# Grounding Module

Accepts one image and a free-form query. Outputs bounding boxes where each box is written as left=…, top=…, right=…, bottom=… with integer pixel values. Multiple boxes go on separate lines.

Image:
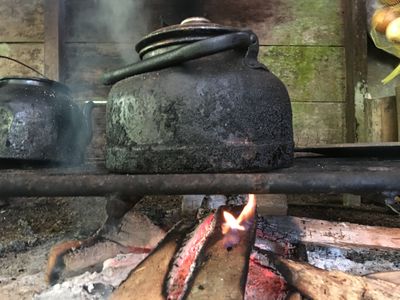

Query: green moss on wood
left=259, top=46, right=345, bottom=102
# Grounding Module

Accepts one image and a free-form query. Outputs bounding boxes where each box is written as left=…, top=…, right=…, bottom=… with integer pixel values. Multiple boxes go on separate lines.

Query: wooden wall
left=203, top=0, right=346, bottom=146
left=0, top=0, right=349, bottom=161
left=0, top=0, right=44, bottom=77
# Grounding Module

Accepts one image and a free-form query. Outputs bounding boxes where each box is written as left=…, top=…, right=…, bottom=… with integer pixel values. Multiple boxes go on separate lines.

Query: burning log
left=166, top=214, right=215, bottom=299
left=245, top=256, right=288, bottom=300
left=46, top=237, right=99, bottom=284
left=111, top=220, right=196, bottom=300
left=112, top=195, right=257, bottom=300
left=185, top=196, right=256, bottom=299
left=46, top=210, right=165, bottom=284
left=268, top=253, right=400, bottom=300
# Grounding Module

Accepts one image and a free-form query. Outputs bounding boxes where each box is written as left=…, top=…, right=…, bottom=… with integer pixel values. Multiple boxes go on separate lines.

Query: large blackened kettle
left=104, top=17, right=294, bottom=173
left=0, top=77, right=93, bottom=164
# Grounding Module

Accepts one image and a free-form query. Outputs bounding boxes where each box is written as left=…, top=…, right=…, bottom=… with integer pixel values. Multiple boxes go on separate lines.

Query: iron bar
left=0, top=170, right=399, bottom=197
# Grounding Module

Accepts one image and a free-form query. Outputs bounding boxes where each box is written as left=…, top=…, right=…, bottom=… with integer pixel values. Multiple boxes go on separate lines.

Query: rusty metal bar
left=0, top=170, right=399, bottom=197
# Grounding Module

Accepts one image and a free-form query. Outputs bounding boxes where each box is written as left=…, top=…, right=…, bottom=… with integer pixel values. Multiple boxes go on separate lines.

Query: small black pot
left=0, top=77, right=93, bottom=164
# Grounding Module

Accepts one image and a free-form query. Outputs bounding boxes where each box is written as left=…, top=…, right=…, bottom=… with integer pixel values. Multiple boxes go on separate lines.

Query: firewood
left=245, top=256, right=289, bottom=300
left=111, top=220, right=195, bottom=300
left=261, top=216, right=400, bottom=250
left=269, top=255, right=400, bottom=300
left=46, top=210, right=165, bottom=284
left=366, top=271, right=400, bottom=285
left=186, top=206, right=256, bottom=300
left=286, top=292, right=303, bottom=300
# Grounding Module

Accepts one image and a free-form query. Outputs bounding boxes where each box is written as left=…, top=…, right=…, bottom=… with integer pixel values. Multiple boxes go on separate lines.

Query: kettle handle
left=81, top=100, right=107, bottom=148
left=102, top=31, right=265, bottom=85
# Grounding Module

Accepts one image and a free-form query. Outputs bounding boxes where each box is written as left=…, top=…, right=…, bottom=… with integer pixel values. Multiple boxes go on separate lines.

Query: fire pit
left=17, top=194, right=397, bottom=300
left=1, top=155, right=400, bottom=299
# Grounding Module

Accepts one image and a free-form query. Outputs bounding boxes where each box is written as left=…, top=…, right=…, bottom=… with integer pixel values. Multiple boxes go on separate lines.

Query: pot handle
left=102, top=31, right=265, bottom=85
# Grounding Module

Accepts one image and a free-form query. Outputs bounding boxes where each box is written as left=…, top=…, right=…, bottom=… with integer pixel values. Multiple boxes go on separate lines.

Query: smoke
left=94, top=0, right=150, bottom=64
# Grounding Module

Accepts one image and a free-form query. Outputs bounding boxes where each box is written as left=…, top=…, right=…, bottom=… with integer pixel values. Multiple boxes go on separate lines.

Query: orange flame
left=222, top=194, right=256, bottom=235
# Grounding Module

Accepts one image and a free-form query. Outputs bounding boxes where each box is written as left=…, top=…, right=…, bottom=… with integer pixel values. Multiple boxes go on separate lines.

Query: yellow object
left=382, top=63, right=400, bottom=84
left=386, top=17, right=400, bottom=42
left=372, top=7, right=400, bottom=33
left=371, top=3, right=400, bottom=83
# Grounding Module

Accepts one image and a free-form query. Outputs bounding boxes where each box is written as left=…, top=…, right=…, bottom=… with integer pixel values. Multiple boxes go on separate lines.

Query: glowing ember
left=222, top=194, right=256, bottom=248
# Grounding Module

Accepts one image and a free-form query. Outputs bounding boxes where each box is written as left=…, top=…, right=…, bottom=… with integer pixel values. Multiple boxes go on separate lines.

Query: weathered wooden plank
left=0, top=0, right=44, bottom=42
left=292, top=102, right=345, bottom=146
left=63, top=0, right=343, bottom=46
left=44, top=0, right=64, bottom=81
left=259, top=46, right=345, bottom=103
left=0, top=43, right=44, bottom=77
left=64, top=0, right=206, bottom=43
left=204, top=0, right=344, bottom=46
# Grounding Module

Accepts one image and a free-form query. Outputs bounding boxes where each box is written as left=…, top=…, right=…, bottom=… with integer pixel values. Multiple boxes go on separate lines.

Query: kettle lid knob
left=180, top=17, right=211, bottom=25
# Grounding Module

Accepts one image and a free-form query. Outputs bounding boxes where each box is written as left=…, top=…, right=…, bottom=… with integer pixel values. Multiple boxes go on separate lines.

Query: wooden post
left=365, top=96, right=398, bottom=142
left=44, top=0, right=64, bottom=81
left=343, top=0, right=368, bottom=142
left=395, top=86, right=400, bottom=141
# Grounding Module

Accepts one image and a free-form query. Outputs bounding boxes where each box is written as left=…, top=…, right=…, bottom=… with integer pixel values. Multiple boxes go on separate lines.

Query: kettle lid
left=0, top=76, right=71, bottom=94
left=135, top=17, right=239, bottom=59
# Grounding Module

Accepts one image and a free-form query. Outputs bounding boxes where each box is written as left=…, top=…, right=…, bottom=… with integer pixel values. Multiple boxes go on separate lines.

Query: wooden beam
left=261, top=216, right=400, bottom=250
left=343, top=0, right=368, bottom=142
left=44, top=0, right=64, bottom=81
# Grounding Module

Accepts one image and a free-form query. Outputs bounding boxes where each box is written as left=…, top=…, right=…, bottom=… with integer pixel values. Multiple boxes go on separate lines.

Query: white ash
left=306, top=245, right=400, bottom=275
left=0, top=273, right=47, bottom=300
left=35, top=252, right=147, bottom=300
